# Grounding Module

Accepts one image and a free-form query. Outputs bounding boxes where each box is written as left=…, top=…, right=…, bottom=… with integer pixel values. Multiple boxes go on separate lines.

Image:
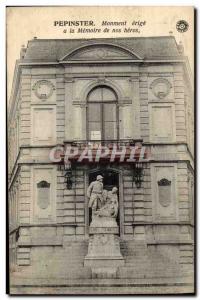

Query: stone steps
left=120, top=241, right=148, bottom=257
left=119, top=240, right=184, bottom=279
left=118, top=266, right=181, bottom=278
left=13, top=266, right=91, bottom=279
left=10, top=277, right=194, bottom=295
left=12, top=239, right=194, bottom=289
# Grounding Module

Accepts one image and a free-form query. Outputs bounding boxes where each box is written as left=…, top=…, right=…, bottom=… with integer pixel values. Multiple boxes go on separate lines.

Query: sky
left=7, top=6, right=194, bottom=99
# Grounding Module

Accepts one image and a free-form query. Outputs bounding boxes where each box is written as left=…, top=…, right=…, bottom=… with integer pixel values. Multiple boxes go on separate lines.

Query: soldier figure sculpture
left=87, top=175, right=104, bottom=218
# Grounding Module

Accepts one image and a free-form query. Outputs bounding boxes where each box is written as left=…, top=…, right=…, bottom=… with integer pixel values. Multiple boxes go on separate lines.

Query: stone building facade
left=8, top=37, right=194, bottom=294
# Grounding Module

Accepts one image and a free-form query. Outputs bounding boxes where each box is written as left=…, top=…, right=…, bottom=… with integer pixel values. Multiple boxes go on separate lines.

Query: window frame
left=86, top=86, right=119, bottom=141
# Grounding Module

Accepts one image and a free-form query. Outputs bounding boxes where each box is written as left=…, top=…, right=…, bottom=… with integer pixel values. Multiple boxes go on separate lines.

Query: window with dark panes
left=87, top=86, right=118, bottom=140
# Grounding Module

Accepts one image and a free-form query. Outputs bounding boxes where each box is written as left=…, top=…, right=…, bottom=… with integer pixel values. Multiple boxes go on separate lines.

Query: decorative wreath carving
left=150, top=78, right=172, bottom=99
left=158, top=178, right=171, bottom=186
left=32, top=80, right=55, bottom=100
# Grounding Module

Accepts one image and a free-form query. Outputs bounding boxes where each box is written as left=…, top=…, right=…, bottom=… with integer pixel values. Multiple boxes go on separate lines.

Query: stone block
left=124, top=195, right=133, bottom=201
left=134, top=226, right=145, bottom=234
left=63, top=216, right=75, bottom=223
left=75, top=196, right=85, bottom=202
left=124, top=208, right=133, bottom=216
left=64, top=189, right=75, bottom=196
left=17, top=252, right=30, bottom=259
left=63, top=202, right=75, bottom=209
left=64, top=226, right=76, bottom=235
left=124, top=188, right=134, bottom=195
left=124, top=225, right=133, bottom=234
left=64, top=210, right=75, bottom=216
left=76, top=216, right=85, bottom=223
left=123, top=182, right=133, bottom=188
left=124, top=202, right=133, bottom=208
left=17, top=259, right=30, bottom=266
left=20, top=228, right=30, bottom=236
left=180, top=257, right=193, bottom=264
left=63, top=196, right=75, bottom=202
left=76, top=202, right=84, bottom=209
left=124, top=215, right=133, bottom=222
left=19, top=217, right=30, bottom=224
left=134, top=208, right=144, bottom=215
left=134, top=215, right=144, bottom=222
left=134, top=201, right=144, bottom=208
left=123, top=176, right=132, bottom=182
left=19, top=211, right=30, bottom=218
left=76, top=226, right=85, bottom=235
left=75, top=189, right=85, bottom=195
left=76, top=209, right=84, bottom=216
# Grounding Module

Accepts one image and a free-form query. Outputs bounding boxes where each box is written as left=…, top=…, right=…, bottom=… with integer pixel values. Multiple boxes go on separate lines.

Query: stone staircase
left=10, top=239, right=194, bottom=294
left=118, top=240, right=185, bottom=279
left=12, top=241, right=91, bottom=280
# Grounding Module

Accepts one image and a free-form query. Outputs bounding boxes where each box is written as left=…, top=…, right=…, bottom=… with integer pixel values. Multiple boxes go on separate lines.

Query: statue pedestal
left=84, top=216, right=124, bottom=278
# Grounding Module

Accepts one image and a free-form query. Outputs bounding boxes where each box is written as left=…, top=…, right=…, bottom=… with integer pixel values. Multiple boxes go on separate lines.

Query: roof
left=22, top=36, right=181, bottom=62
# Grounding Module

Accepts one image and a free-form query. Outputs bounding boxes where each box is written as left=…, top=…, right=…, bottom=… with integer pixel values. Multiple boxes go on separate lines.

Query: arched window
left=87, top=86, right=118, bottom=140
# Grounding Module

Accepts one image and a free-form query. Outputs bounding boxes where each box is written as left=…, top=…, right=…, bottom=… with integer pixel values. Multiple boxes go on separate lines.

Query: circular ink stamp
left=176, top=20, right=189, bottom=33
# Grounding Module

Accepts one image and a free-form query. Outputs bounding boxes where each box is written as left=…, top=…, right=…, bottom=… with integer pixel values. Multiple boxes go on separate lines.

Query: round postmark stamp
left=176, top=20, right=189, bottom=33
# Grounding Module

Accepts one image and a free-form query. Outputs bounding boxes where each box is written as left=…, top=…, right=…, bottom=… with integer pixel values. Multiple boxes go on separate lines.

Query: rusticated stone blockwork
left=8, top=36, right=194, bottom=294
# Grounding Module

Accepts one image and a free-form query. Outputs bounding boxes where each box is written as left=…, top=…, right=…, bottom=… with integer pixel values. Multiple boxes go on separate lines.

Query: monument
left=84, top=175, right=124, bottom=278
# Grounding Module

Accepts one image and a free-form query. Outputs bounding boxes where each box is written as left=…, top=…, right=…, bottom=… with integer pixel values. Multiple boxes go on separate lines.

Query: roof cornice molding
left=17, top=58, right=186, bottom=68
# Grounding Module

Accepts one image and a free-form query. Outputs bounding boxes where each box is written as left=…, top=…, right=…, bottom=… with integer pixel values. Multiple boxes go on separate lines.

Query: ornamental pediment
left=61, top=44, right=141, bottom=61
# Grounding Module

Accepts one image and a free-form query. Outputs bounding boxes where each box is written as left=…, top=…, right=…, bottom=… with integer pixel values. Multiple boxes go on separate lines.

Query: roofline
left=27, top=35, right=177, bottom=42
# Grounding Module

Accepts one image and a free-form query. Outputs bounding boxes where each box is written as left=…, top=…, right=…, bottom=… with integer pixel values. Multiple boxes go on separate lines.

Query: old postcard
left=7, top=6, right=195, bottom=295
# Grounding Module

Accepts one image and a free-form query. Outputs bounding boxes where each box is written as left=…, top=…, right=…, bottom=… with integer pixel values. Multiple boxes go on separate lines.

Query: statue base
left=84, top=216, right=124, bottom=278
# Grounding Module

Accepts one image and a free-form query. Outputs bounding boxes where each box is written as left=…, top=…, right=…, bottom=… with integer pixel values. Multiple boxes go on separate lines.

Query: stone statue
left=95, top=187, right=118, bottom=218
left=87, top=175, right=104, bottom=217
left=84, top=185, right=124, bottom=278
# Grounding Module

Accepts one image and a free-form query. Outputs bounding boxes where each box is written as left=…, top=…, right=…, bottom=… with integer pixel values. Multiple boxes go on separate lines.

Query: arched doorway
left=87, top=168, right=120, bottom=232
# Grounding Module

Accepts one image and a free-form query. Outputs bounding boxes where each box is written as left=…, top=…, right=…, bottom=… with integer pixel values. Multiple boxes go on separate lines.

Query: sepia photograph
left=7, top=6, right=195, bottom=295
